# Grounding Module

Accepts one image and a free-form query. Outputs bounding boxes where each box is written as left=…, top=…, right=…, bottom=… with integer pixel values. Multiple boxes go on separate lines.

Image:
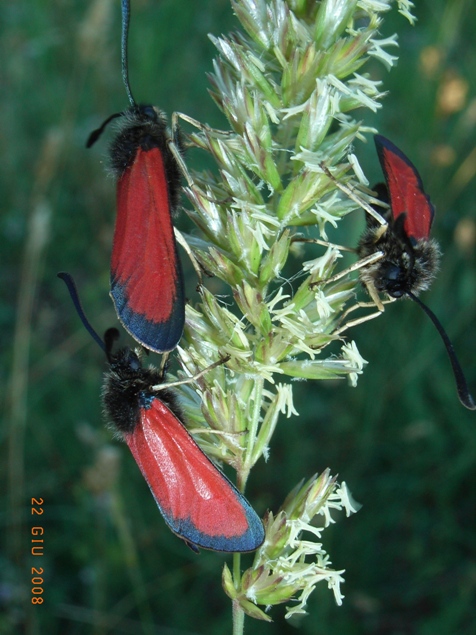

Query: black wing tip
left=374, top=134, right=395, bottom=153
left=373, top=134, right=425, bottom=184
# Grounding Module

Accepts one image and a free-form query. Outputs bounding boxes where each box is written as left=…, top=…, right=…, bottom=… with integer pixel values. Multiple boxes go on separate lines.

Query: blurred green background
left=1, top=0, right=475, bottom=633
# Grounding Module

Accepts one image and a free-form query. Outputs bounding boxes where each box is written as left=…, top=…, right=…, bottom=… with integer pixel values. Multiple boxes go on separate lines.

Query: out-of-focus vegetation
left=1, top=1, right=475, bottom=633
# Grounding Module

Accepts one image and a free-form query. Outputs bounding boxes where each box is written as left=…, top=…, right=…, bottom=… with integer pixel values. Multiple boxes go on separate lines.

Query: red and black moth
left=358, top=135, right=475, bottom=410
left=87, top=0, right=185, bottom=354
left=58, top=273, right=265, bottom=552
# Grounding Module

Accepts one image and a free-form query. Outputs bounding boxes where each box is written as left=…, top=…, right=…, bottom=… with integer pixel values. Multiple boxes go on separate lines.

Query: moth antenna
left=407, top=291, right=475, bottom=410
left=57, top=272, right=106, bottom=352
left=104, top=327, right=121, bottom=362
left=86, top=112, right=123, bottom=148
left=86, top=0, right=136, bottom=148
left=121, top=0, right=136, bottom=108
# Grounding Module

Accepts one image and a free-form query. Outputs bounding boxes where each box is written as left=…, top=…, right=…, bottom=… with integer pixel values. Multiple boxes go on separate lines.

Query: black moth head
left=358, top=189, right=440, bottom=298
left=101, top=328, right=179, bottom=436
left=110, top=105, right=166, bottom=170
left=107, top=104, right=184, bottom=212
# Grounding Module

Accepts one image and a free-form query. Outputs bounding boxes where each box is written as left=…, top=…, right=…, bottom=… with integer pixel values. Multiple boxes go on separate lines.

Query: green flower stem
left=242, top=375, right=264, bottom=482
left=233, top=376, right=263, bottom=635
left=232, top=583, right=245, bottom=635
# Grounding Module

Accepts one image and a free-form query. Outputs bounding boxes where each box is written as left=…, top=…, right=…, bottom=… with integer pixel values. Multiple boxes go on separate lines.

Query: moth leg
left=319, top=161, right=389, bottom=232
left=311, top=251, right=385, bottom=287
left=173, top=111, right=232, bottom=139
left=157, top=352, right=170, bottom=377
left=173, top=227, right=204, bottom=285
left=172, top=110, right=235, bottom=198
left=363, top=280, right=385, bottom=312
left=162, top=114, right=206, bottom=284
left=334, top=308, right=383, bottom=335
left=150, top=355, right=230, bottom=391
left=333, top=296, right=395, bottom=335
left=168, top=113, right=195, bottom=188
left=291, top=235, right=356, bottom=253
left=370, top=223, right=387, bottom=242
left=186, top=427, right=247, bottom=439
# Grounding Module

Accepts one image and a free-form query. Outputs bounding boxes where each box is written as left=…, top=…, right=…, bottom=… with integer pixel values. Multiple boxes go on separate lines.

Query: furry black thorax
left=109, top=104, right=184, bottom=212
left=102, top=346, right=181, bottom=436
left=358, top=184, right=440, bottom=298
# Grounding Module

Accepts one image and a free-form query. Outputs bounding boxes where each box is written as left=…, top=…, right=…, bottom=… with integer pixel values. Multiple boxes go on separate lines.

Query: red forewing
left=374, top=134, right=435, bottom=241
left=108, top=108, right=185, bottom=354
left=124, top=396, right=265, bottom=552
left=111, top=142, right=185, bottom=353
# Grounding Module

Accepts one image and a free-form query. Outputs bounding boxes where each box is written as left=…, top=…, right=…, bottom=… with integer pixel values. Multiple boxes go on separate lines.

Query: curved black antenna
left=86, top=112, right=123, bottom=148
left=85, top=0, right=136, bottom=148
left=57, top=272, right=106, bottom=352
left=121, top=0, right=136, bottom=108
left=104, top=327, right=121, bottom=362
left=407, top=291, right=475, bottom=410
